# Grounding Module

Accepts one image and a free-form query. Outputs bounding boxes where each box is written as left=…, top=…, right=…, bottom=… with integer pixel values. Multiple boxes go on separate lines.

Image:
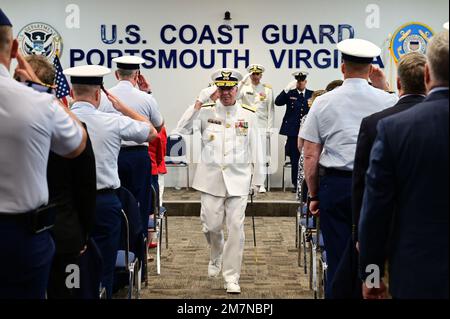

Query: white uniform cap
left=292, top=71, right=309, bottom=81
left=337, top=38, right=381, bottom=64
left=211, top=68, right=243, bottom=87
left=63, top=65, right=111, bottom=85
left=113, top=56, right=146, bottom=70
left=444, top=22, right=449, bottom=31
left=247, top=64, right=265, bottom=74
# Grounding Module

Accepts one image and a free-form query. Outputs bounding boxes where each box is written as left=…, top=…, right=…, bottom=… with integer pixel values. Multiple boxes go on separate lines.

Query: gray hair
left=426, top=31, right=449, bottom=85
left=117, top=68, right=139, bottom=80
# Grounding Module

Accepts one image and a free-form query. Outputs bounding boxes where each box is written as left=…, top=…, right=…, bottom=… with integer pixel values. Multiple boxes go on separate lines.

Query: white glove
left=242, top=73, right=251, bottom=84
left=197, top=85, right=218, bottom=104
left=284, top=80, right=298, bottom=93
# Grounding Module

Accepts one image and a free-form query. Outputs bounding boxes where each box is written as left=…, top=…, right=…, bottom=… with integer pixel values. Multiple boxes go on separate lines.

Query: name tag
left=208, top=119, right=222, bottom=125
left=246, top=92, right=254, bottom=95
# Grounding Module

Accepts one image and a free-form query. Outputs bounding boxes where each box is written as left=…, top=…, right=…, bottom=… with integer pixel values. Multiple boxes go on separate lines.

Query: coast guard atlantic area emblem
left=390, top=23, right=434, bottom=63
left=17, top=23, right=63, bottom=61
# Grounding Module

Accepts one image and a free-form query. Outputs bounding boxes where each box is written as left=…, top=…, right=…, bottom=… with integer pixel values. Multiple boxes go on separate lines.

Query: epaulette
left=263, top=84, right=272, bottom=89
left=202, top=102, right=216, bottom=108
left=241, top=104, right=256, bottom=113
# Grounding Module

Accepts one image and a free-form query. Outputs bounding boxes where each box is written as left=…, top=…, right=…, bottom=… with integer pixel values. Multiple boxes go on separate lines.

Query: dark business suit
left=359, top=89, right=449, bottom=299
left=275, top=88, right=313, bottom=188
left=352, top=94, right=426, bottom=232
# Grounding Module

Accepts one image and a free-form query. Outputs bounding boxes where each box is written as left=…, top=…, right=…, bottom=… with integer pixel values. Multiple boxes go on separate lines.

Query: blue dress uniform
left=299, top=39, right=398, bottom=298
left=65, top=65, right=151, bottom=298
left=275, top=72, right=313, bottom=190
left=101, top=56, right=163, bottom=232
left=0, top=9, right=85, bottom=298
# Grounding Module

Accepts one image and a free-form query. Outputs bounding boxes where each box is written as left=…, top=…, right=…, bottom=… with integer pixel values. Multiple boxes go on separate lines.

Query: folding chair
left=148, top=185, right=168, bottom=275
left=115, top=187, right=144, bottom=299
left=282, top=154, right=292, bottom=192
left=309, top=217, right=324, bottom=299
left=166, top=134, right=189, bottom=189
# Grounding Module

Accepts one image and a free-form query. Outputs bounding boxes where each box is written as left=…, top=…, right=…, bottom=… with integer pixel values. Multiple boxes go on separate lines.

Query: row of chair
left=112, top=185, right=169, bottom=299
left=296, top=182, right=328, bottom=299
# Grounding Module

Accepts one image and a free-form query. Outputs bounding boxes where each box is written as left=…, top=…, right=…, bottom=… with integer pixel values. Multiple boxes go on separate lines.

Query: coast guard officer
left=65, top=65, right=157, bottom=298
left=102, top=56, right=164, bottom=227
left=176, top=69, right=265, bottom=294
left=275, top=71, right=313, bottom=192
left=299, top=39, right=398, bottom=298
left=0, top=8, right=87, bottom=299
left=240, top=64, right=274, bottom=193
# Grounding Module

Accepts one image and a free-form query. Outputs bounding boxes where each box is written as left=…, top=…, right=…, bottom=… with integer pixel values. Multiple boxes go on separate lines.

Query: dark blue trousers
left=0, top=220, right=55, bottom=299
left=286, top=136, right=300, bottom=188
left=91, top=193, right=122, bottom=299
left=319, top=175, right=353, bottom=299
left=118, top=147, right=152, bottom=234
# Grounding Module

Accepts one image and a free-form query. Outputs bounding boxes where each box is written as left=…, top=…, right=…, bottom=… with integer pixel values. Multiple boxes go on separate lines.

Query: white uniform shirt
left=300, top=78, right=398, bottom=171
left=0, top=64, right=83, bottom=213
left=176, top=101, right=265, bottom=197
left=240, top=83, right=274, bottom=130
left=71, top=101, right=150, bottom=190
left=99, top=81, right=163, bottom=147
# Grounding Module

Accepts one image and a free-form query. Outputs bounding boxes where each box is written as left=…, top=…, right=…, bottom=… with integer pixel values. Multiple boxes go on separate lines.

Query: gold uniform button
left=226, top=124, right=231, bottom=129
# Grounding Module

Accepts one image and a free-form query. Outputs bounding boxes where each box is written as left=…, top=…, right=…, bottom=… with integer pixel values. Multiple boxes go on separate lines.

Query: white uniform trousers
left=200, top=192, right=247, bottom=284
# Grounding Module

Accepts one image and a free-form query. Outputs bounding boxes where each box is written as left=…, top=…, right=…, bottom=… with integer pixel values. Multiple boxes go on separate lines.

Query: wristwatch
left=307, top=195, right=320, bottom=202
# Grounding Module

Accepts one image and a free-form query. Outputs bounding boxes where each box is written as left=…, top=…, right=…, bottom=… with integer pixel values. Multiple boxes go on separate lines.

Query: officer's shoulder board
left=241, top=104, right=256, bottom=113
left=263, top=83, right=272, bottom=89
left=202, top=102, right=216, bottom=108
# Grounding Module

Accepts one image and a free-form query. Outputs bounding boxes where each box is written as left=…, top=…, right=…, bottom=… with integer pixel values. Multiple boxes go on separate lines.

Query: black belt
left=120, top=146, right=148, bottom=152
left=0, top=204, right=56, bottom=234
left=97, top=188, right=117, bottom=195
left=319, top=167, right=353, bottom=178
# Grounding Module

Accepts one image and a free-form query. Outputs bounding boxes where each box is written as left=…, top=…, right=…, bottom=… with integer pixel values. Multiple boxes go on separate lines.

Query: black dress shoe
left=291, top=188, right=297, bottom=193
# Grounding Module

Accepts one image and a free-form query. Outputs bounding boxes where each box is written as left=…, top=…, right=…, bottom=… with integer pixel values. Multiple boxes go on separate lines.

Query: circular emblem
left=390, top=22, right=434, bottom=63
left=17, top=22, right=63, bottom=61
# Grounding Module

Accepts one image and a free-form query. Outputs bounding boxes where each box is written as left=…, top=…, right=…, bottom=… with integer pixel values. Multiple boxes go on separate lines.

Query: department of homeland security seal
left=17, top=22, right=63, bottom=61
left=390, top=22, right=434, bottom=63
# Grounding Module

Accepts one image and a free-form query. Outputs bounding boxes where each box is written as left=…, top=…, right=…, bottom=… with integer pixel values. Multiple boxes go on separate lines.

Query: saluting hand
left=369, top=66, right=389, bottom=91
left=137, top=74, right=151, bottom=93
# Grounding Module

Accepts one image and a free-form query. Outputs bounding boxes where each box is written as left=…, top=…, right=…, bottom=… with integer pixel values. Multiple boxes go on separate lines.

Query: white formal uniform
left=176, top=92, right=264, bottom=287
left=0, top=64, right=83, bottom=213
left=239, top=64, right=274, bottom=192
left=240, top=83, right=274, bottom=131
left=300, top=79, right=398, bottom=170
left=71, top=101, right=150, bottom=190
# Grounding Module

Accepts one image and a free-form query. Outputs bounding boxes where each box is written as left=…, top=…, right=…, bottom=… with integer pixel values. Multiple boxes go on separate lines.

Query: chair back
left=166, top=134, right=186, bottom=157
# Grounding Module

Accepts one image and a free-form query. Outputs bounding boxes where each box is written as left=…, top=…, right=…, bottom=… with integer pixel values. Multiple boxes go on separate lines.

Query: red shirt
left=148, top=126, right=167, bottom=175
